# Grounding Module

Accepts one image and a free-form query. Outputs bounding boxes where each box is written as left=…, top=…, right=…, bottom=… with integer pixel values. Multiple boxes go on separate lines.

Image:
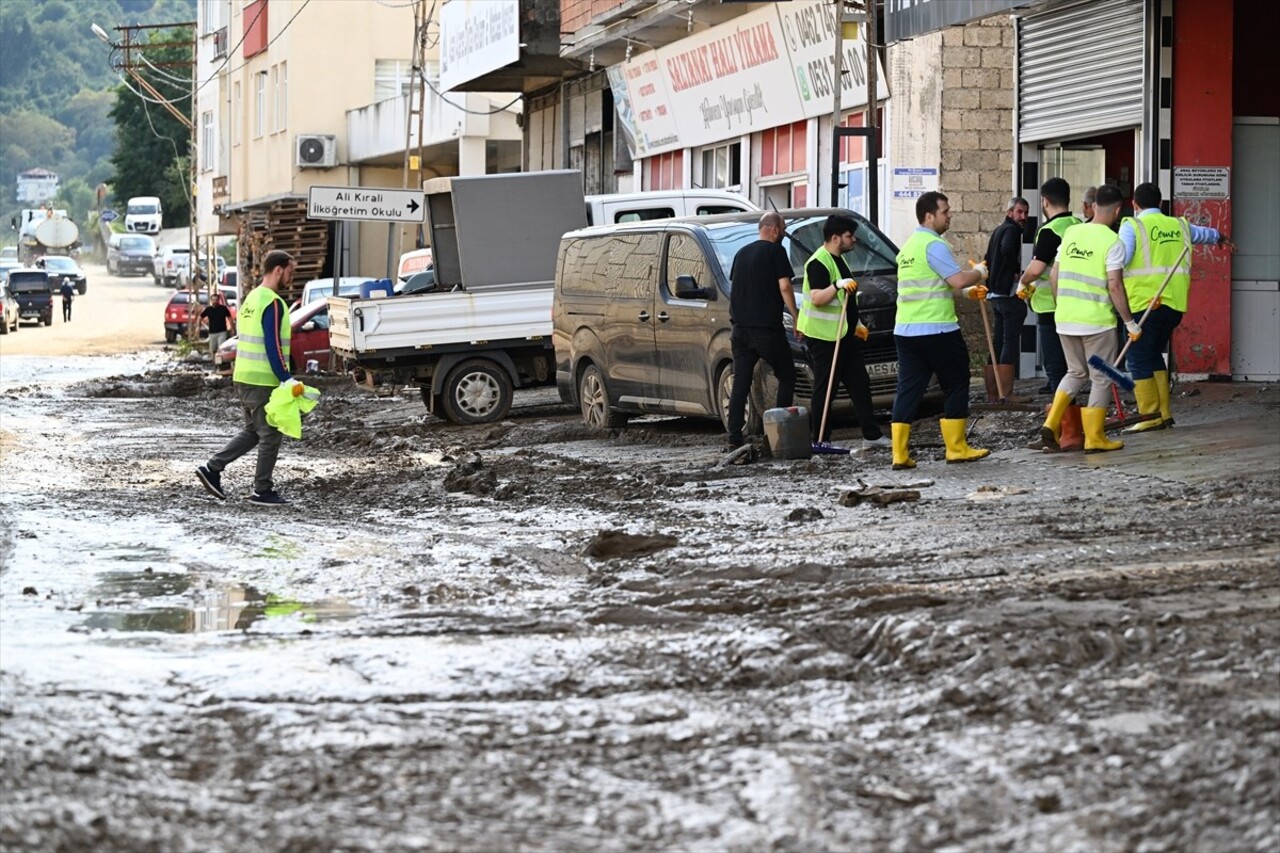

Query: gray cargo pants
left=207, top=382, right=282, bottom=495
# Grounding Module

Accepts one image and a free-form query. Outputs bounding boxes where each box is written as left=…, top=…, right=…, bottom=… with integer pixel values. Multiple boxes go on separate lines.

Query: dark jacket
left=983, top=216, right=1023, bottom=297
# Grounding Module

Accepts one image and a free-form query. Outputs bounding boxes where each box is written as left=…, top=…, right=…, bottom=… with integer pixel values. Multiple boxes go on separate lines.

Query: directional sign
left=99, top=209, right=118, bottom=222
left=307, top=185, right=426, bottom=223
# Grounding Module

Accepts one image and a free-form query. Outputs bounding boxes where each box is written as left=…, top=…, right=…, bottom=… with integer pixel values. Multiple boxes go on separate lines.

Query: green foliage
left=0, top=0, right=195, bottom=227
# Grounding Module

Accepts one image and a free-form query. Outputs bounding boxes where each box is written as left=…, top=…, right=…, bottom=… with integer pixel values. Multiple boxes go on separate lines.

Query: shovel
left=813, top=289, right=852, bottom=455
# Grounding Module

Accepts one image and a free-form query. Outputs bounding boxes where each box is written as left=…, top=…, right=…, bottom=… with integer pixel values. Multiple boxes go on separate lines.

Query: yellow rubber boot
left=891, top=422, right=916, bottom=470
left=1039, top=390, right=1073, bottom=450
left=1125, top=377, right=1166, bottom=433
left=1082, top=406, right=1124, bottom=452
left=1154, top=369, right=1174, bottom=427
left=941, top=418, right=990, bottom=463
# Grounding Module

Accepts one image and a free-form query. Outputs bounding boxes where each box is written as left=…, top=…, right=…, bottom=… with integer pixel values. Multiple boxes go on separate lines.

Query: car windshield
left=121, top=237, right=154, bottom=251
left=43, top=257, right=76, bottom=271
left=704, top=213, right=901, bottom=282
left=128, top=204, right=158, bottom=215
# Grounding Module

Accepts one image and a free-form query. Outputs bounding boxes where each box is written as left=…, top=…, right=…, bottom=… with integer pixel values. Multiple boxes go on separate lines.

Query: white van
left=299, top=276, right=370, bottom=307
left=125, top=196, right=163, bottom=235
left=584, top=189, right=758, bottom=226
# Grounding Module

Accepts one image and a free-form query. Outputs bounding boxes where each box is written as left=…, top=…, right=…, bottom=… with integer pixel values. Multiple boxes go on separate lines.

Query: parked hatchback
left=553, top=208, right=904, bottom=434
left=163, top=289, right=209, bottom=343
left=0, top=284, right=19, bottom=334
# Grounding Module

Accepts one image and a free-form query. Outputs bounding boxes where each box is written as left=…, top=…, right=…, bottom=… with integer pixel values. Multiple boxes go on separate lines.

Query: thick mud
left=1, top=358, right=1277, bottom=852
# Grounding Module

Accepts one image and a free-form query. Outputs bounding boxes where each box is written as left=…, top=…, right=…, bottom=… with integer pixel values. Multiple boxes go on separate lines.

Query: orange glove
left=836, top=278, right=858, bottom=293
left=1016, top=282, right=1035, bottom=301
left=963, top=284, right=989, bottom=301
left=1125, top=320, right=1143, bottom=342
left=854, top=322, right=869, bottom=342
left=1151, top=296, right=1162, bottom=309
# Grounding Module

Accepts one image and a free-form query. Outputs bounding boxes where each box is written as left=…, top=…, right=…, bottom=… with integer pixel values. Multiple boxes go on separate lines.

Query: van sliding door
left=654, top=232, right=719, bottom=416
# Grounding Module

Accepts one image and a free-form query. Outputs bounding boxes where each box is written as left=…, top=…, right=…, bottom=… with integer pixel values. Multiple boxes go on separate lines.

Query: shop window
left=699, top=142, right=741, bottom=189
left=375, top=59, right=414, bottom=101
left=644, top=150, right=683, bottom=191
left=761, top=121, right=808, bottom=177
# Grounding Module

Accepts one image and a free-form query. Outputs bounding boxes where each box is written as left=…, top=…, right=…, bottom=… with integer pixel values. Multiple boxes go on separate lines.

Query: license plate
left=867, top=360, right=899, bottom=378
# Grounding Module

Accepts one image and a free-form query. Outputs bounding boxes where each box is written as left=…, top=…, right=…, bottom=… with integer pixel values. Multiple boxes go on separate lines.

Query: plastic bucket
left=762, top=406, right=812, bottom=459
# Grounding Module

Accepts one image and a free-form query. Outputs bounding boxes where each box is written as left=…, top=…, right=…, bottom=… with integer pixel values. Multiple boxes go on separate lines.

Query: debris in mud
left=583, top=530, right=678, bottom=559
left=22, top=587, right=37, bottom=596
left=719, top=444, right=756, bottom=466
left=786, top=507, right=824, bottom=522
left=966, top=484, right=1032, bottom=501
left=18, top=531, right=37, bottom=539
left=75, top=373, right=204, bottom=399
left=442, top=453, right=496, bottom=496
left=838, top=486, right=921, bottom=507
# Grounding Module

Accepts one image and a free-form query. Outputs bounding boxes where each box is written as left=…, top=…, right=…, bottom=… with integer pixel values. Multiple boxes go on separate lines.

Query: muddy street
left=1, top=335, right=1278, bottom=850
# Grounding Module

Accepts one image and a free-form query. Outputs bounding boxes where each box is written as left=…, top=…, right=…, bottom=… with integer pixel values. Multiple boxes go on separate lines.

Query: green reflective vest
left=796, top=246, right=848, bottom=341
left=1123, top=213, right=1192, bottom=313
left=234, top=285, right=290, bottom=386
left=895, top=229, right=956, bottom=330
left=1030, top=214, right=1082, bottom=314
left=1055, top=223, right=1120, bottom=335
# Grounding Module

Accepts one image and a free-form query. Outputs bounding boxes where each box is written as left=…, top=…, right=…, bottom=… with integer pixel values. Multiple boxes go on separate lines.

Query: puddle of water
left=77, top=584, right=360, bottom=635
left=0, top=353, right=167, bottom=391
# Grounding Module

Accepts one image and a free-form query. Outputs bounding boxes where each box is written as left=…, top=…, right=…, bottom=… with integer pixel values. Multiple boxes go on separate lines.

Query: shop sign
left=440, top=0, right=519, bottom=92
left=776, top=0, right=890, bottom=117
left=892, top=167, right=938, bottom=198
left=1172, top=166, right=1230, bottom=200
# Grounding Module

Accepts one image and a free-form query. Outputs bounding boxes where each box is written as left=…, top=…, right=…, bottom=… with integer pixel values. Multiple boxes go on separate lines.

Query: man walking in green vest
left=1040, top=185, right=1139, bottom=453
left=196, top=249, right=297, bottom=506
left=797, top=213, right=888, bottom=449
left=889, top=191, right=990, bottom=470
left=1117, top=182, right=1232, bottom=433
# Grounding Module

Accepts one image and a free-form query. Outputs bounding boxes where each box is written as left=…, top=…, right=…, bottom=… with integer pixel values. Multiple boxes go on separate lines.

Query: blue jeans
left=1037, top=312, right=1067, bottom=390
left=1127, top=305, right=1181, bottom=380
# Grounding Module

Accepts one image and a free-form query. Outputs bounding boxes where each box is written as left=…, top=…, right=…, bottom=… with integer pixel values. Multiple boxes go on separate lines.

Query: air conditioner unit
left=295, top=134, right=337, bottom=168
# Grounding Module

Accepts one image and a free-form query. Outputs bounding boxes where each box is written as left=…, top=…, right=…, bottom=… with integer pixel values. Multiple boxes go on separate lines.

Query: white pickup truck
left=328, top=171, right=585, bottom=424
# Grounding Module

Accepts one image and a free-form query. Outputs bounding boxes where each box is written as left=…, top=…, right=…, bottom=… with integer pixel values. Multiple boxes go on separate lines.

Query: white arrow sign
left=307, top=185, right=426, bottom=223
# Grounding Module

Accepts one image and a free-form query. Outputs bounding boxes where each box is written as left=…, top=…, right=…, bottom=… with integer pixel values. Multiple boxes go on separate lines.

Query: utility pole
left=866, top=0, right=879, bottom=227
left=392, top=0, right=432, bottom=278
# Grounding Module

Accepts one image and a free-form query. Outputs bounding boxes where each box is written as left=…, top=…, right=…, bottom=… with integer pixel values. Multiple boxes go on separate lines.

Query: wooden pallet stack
left=235, top=198, right=328, bottom=303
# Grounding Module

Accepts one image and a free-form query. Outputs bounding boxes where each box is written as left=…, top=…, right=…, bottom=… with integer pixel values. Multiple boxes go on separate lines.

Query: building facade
left=16, top=168, right=59, bottom=204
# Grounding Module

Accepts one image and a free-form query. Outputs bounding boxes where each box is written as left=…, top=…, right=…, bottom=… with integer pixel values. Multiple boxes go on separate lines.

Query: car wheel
left=77, top=283, right=86, bottom=295
left=0, top=316, right=7, bottom=335
left=439, top=359, right=513, bottom=425
left=717, top=363, right=764, bottom=437
left=165, top=329, right=178, bottom=343
left=578, top=363, right=626, bottom=429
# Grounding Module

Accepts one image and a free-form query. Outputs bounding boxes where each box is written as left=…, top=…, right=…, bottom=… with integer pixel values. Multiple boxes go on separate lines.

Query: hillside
left=0, top=0, right=195, bottom=237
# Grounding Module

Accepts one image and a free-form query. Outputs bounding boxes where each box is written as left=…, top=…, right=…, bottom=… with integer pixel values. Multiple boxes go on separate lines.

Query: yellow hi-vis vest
left=1030, top=214, right=1082, bottom=314
left=1123, top=213, right=1192, bottom=313
left=895, top=229, right=956, bottom=331
left=1055, top=223, right=1120, bottom=336
left=234, top=285, right=291, bottom=386
left=796, top=246, right=848, bottom=341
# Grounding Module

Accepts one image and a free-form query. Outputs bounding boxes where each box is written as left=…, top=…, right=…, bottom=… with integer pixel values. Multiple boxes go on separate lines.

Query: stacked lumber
left=235, top=198, right=328, bottom=303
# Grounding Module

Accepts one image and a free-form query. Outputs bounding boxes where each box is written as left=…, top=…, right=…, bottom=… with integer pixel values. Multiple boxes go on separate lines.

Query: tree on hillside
left=108, top=26, right=193, bottom=227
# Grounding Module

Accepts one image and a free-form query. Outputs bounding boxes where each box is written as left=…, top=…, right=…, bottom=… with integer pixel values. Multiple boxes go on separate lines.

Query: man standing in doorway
left=1039, top=184, right=1139, bottom=453
left=982, top=196, right=1030, bottom=402
left=798, top=214, right=889, bottom=450
left=1117, top=181, right=1232, bottom=433
left=196, top=250, right=297, bottom=506
left=889, top=191, right=991, bottom=470
left=1081, top=186, right=1098, bottom=223
left=1017, top=178, right=1081, bottom=398
left=725, top=212, right=798, bottom=449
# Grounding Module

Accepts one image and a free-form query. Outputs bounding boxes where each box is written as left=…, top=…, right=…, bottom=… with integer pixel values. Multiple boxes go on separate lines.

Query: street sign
left=99, top=209, right=118, bottom=222
left=307, top=186, right=426, bottom=223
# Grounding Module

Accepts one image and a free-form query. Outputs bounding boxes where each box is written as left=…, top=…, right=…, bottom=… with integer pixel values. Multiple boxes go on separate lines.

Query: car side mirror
left=301, top=321, right=316, bottom=332
left=674, top=274, right=713, bottom=300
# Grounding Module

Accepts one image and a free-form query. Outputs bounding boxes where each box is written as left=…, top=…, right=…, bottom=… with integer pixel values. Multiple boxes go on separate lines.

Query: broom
left=1088, top=246, right=1188, bottom=392
left=813, top=286, right=854, bottom=455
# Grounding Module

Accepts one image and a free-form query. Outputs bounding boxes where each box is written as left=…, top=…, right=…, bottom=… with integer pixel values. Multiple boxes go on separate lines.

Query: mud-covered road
left=2, top=335, right=1278, bottom=850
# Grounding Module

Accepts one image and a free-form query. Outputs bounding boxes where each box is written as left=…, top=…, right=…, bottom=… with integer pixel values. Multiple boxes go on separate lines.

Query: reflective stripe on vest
left=895, top=229, right=956, bottom=330
left=1055, top=223, right=1119, bottom=335
left=233, top=285, right=290, bottom=386
left=1030, top=214, right=1082, bottom=314
left=1123, top=213, right=1192, bottom=313
left=796, top=246, right=848, bottom=341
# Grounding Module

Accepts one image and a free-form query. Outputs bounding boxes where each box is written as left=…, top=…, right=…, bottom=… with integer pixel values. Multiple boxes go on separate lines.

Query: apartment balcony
left=346, top=88, right=522, bottom=169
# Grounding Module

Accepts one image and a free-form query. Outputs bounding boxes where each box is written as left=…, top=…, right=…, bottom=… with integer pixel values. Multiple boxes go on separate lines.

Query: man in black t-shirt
left=200, top=292, right=235, bottom=361
left=59, top=279, right=74, bottom=322
left=725, top=211, right=798, bottom=448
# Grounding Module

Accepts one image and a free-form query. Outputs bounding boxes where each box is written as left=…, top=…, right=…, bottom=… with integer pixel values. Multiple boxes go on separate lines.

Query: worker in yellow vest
left=1017, top=178, right=1082, bottom=407
left=797, top=213, right=888, bottom=449
left=196, top=250, right=297, bottom=506
left=1040, top=185, right=1140, bottom=453
left=1118, top=182, right=1233, bottom=433
left=890, top=191, right=990, bottom=470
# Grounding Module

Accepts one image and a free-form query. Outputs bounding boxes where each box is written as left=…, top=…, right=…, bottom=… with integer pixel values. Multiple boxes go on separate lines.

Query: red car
left=214, top=299, right=331, bottom=375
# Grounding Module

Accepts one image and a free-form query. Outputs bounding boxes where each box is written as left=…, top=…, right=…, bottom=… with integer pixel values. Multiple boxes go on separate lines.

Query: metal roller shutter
left=1018, top=0, right=1146, bottom=142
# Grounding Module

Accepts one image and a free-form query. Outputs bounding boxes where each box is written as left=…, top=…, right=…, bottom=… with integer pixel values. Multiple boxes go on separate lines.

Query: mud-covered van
left=552, top=208, right=906, bottom=433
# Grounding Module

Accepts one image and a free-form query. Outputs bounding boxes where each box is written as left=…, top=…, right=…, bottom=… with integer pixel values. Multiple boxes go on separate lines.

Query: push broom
left=1088, top=245, right=1189, bottom=391
left=813, top=288, right=854, bottom=455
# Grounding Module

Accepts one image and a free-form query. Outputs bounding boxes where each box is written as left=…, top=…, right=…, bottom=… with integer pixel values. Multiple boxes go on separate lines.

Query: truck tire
left=440, top=359, right=513, bottom=425
left=578, top=364, right=627, bottom=429
left=717, top=363, right=764, bottom=437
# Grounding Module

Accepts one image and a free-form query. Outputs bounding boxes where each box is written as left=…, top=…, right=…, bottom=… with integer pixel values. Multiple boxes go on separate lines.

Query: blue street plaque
left=99, top=209, right=118, bottom=222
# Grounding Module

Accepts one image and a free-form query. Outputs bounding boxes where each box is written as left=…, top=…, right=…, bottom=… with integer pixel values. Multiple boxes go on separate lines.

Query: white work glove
left=969, top=260, right=989, bottom=282
left=1125, top=320, right=1142, bottom=342
left=836, top=278, right=858, bottom=293
left=1016, top=281, right=1036, bottom=301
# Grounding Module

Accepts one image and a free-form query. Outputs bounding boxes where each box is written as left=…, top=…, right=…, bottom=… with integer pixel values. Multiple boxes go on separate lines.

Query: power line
left=194, top=0, right=269, bottom=95
left=421, top=72, right=521, bottom=116
left=198, top=0, right=312, bottom=93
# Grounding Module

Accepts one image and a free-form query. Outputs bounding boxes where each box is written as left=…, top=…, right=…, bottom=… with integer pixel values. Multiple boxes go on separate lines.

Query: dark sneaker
left=248, top=489, right=290, bottom=507
left=196, top=466, right=226, bottom=500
